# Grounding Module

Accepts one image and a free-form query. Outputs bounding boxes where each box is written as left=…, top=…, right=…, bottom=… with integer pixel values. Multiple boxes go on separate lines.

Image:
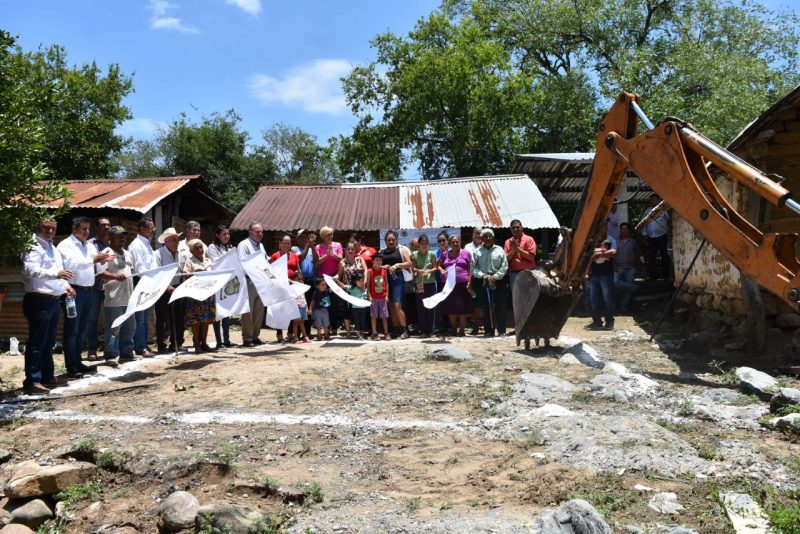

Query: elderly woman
left=438, top=234, right=473, bottom=336
left=270, top=235, right=300, bottom=342
left=411, top=234, right=438, bottom=337
left=184, top=239, right=216, bottom=353
left=334, top=241, right=367, bottom=337
left=380, top=230, right=412, bottom=338
left=207, top=225, right=234, bottom=348
left=315, top=227, right=343, bottom=334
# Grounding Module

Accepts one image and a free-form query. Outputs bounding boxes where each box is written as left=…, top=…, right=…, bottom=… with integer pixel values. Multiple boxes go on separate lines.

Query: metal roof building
left=231, top=174, right=559, bottom=232
left=512, top=153, right=652, bottom=203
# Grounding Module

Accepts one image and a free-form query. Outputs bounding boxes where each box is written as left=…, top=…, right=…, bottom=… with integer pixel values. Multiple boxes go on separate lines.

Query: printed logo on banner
left=221, top=277, right=240, bottom=299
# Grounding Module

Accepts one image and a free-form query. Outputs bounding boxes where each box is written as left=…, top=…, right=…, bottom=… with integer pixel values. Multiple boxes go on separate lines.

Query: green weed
left=406, top=495, right=421, bottom=513
left=55, top=481, right=104, bottom=507
left=216, top=442, right=239, bottom=474
left=677, top=399, right=695, bottom=417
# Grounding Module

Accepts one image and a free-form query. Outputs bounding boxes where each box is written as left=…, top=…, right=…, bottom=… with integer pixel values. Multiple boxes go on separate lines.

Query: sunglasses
left=437, top=239, right=447, bottom=242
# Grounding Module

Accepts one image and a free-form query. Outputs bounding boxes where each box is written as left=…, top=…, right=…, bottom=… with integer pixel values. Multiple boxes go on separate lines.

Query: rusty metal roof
left=231, top=175, right=559, bottom=231
left=398, top=175, right=558, bottom=229
left=39, top=176, right=201, bottom=213
left=513, top=153, right=652, bottom=203
left=231, top=184, right=399, bottom=231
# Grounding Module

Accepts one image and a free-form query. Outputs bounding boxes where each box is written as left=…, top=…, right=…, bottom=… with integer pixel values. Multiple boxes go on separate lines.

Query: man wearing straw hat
left=155, top=227, right=185, bottom=352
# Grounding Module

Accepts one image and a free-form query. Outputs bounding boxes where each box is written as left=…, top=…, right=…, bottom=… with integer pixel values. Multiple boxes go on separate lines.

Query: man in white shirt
left=56, top=217, right=114, bottom=378
left=127, top=217, right=157, bottom=357
left=237, top=222, right=266, bottom=347
left=21, top=219, right=76, bottom=394
left=642, top=194, right=671, bottom=281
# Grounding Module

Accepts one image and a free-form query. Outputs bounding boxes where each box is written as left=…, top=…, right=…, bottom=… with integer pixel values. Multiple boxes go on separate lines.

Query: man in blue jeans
left=85, top=217, right=110, bottom=360
left=586, top=237, right=617, bottom=331
left=613, top=223, right=639, bottom=314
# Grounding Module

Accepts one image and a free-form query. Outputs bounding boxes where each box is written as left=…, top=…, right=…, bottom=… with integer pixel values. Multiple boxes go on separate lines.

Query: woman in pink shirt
left=315, top=226, right=343, bottom=333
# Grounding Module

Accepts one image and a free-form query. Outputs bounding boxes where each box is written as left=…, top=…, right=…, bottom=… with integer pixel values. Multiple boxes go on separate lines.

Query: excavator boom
left=515, top=92, right=800, bottom=348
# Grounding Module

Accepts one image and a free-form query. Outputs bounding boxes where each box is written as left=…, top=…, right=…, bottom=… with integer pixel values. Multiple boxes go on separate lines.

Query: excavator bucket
left=513, top=270, right=581, bottom=349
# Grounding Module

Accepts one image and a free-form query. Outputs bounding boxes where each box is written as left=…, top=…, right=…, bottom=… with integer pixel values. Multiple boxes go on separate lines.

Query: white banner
left=423, top=265, right=456, bottom=309
left=112, top=263, right=178, bottom=328
left=169, top=269, right=234, bottom=303
left=240, top=251, right=295, bottom=306
left=212, top=250, right=250, bottom=320
left=266, top=298, right=301, bottom=329
left=323, top=274, right=371, bottom=308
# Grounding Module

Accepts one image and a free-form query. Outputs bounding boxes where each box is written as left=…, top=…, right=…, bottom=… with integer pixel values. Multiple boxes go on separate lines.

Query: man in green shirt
left=470, top=228, right=509, bottom=337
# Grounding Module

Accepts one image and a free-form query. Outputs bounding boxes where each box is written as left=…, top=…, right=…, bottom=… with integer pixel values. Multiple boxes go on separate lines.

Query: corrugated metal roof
left=398, top=175, right=559, bottom=229
left=231, top=184, right=399, bottom=231
left=38, top=176, right=200, bottom=213
left=231, top=175, right=559, bottom=231
left=513, top=153, right=652, bottom=203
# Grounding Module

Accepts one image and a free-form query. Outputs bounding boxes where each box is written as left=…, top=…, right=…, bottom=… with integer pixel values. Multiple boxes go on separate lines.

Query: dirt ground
left=0, top=308, right=798, bottom=533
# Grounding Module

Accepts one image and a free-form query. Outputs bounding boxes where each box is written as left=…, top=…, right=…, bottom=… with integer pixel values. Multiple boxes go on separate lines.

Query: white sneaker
left=105, top=357, right=119, bottom=368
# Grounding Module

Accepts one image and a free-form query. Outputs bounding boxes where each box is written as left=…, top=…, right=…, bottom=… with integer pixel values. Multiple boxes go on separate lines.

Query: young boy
left=367, top=253, right=390, bottom=340
left=310, top=277, right=332, bottom=341
left=346, top=272, right=369, bottom=339
left=291, top=271, right=310, bottom=343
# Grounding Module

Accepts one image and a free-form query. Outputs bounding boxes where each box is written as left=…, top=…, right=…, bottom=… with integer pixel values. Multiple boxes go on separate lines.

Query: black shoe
left=223, top=341, right=234, bottom=348
left=119, top=353, right=136, bottom=362
left=242, top=341, right=254, bottom=348
left=77, top=364, right=98, bottom=374
left=603, top=321, right=615, bottom=330
left=67, top=371, right=84, bottom=379
left=253, top=338, right=265, bottom=346
left=585, top=322, right=603, bottom=330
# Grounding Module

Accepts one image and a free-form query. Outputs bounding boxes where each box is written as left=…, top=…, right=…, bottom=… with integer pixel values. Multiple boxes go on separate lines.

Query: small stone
left=4, top=498, right=53, bottom=529
left=426, top=347, right=474, bottom=361
left=4, top=460, right=97, bottom=499
left=534, top=499, right=612, bottom=533
left=735, top=367, right=778, bottom=400
left=0, top=450, right=11, bottom=464
left=648, top=492, right=685, bottom=514
left=158, top=491, right=200, bottom=532
left=720, top=492, right=771, bottom=533
left=633, top=484, right=654, bottom=492
left=770, top=387, right=800, bottom=414
left=566, top=342, right=605, bottom=369
left=0, top=525, right=35, bottom=534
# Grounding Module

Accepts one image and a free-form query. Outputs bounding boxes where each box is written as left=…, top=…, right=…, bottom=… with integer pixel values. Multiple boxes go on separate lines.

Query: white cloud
left=248, top=59, right=352, bottom=115
left=117, top=118, right=167, bottom=138
left=148, top=0, right=199, bottom=34
left=226, top=0, right=261, bottom=15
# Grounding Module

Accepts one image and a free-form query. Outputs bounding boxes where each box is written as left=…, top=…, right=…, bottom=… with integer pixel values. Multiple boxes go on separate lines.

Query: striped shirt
left=614, top=238, right=638, bottom=271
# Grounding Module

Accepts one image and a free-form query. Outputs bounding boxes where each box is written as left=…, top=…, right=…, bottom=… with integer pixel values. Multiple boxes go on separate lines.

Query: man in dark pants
left=85, top=217, right=110, bottom=360
left=155, top=227, right=185, bottom=352
left=21, top=219, right=76, bottom=394
left=470, top=228, right=509, bottom=337
left=57, top=217, right=114, bottom=378
left=642, top=194, right=671, bottom=281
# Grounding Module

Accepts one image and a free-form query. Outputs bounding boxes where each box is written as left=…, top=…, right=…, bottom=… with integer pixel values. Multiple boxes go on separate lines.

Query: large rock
left=3, top=499, right=53, bottom=529
left=513, top=373, right=575, bottom=404
left=533, top=499, right=612, bottom=533
left=158, top=491, right=199, bottom=532
left=195, top=504, right=265, bottom=534
left=4, top=461, right=97, bottom=499
left=588, top=365, right=657, bottom=403
left=735, top=367, right=778, bottom=400
left=648, top=492, right=685, bottom=514
left=426, top=347, right=473, bottom=361
left=0, top=525, right=35, bottom=534
left=773, top=413, right=800, bottom=434
left=0, top=450, right=11, bottom=464
left=775, top=312, right=800, bottom=328
left=770, top=387, right=800, bottom=414
left=720, top=492, right=770, bottom=534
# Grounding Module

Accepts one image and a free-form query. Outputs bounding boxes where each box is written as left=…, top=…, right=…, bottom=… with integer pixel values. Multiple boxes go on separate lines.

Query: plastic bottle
left=65, top=296, right=77, bottom=318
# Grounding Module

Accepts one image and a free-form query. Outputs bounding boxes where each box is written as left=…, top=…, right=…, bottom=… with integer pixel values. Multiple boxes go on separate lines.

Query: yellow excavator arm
left=514, top=92, right=800, bottom=347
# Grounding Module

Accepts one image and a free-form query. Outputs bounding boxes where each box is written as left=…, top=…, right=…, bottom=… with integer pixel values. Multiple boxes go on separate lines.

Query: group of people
left=586, top=194, right=671, bottom=330
left=19, top=216, right=541, bottom=394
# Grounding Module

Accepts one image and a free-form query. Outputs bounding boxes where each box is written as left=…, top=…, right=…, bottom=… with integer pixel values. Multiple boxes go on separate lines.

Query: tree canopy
left=337, top=0, right=800, bottom=181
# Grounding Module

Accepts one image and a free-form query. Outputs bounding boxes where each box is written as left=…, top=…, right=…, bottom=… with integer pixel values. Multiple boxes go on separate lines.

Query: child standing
left=310, top=278, right=332, bottom=341
left=346, top=272, right=369, bottom=339
left=368, top=253, right=390, bottom=340
left=291, top=271, right=310, bottom=343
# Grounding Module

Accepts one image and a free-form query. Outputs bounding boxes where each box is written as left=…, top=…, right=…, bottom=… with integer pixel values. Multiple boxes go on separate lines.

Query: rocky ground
left=0, top=309, right=798, bottom=533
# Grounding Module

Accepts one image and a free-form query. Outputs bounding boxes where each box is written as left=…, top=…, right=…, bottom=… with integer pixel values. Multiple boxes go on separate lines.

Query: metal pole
left=650, top=239, right=706, bottom=342
left=630, top=100, right=654, bottom=131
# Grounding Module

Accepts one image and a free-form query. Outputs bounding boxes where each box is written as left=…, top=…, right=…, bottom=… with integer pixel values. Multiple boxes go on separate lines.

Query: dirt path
left=0, top=315, right=798, bottom=533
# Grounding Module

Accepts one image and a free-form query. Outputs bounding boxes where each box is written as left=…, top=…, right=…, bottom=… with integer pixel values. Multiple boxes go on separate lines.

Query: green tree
left=262, top=122, right=341, bottom=183
left=0, top=31, right=70, bottom=258
left=445, top=0, right=800, bottom=144
left=116, top=110, right=277, bottom=210
left=11, top=36, right=133, bottom=180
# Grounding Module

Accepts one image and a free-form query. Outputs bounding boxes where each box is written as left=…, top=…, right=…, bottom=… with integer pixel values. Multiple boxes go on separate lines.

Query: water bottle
left=65, top=296, right=77, bottom=318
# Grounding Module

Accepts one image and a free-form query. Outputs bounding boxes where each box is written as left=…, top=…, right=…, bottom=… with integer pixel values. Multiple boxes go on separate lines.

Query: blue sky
left=5, top=0, right=439, bottom=146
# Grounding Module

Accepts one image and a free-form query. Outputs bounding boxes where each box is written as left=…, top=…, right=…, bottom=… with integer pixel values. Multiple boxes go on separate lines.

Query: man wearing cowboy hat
left=155, top=227, right=185, bottom=352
